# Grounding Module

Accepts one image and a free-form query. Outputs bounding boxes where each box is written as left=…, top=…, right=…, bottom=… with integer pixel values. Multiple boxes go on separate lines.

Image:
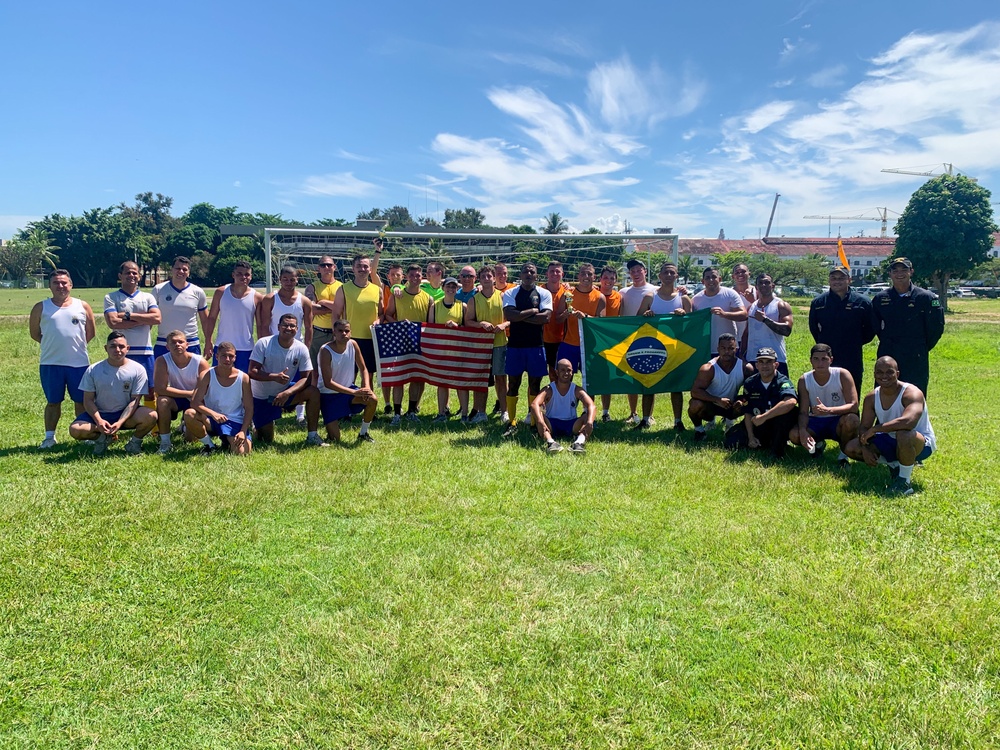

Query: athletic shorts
left=505, top=347, right=547, bottom=378
left=74, top=409, right=125, bottom=427
left=208, top=418, right=246, bottom=438
left=165, top=397, right=192, bottom=414
left=871, top=432, right=933, bottom=463
left=309, top=328, right=334, bottom=369
left=490, top=346, right=507, bottom=377
left=697, top=400, right=741, bottom=421
left=321, top=389, right=365, bottom=424
left=548, top=416, right=577, bottom=438
left=355, top=338, right=377, bottom=381
left=154, top=343, right=202, bottom=360
left=807, top=415, right=841, bottom=442
left=252, top=397, right=295, bottom=429
left=129, top=355, right=156, bottom=391
left=555, top=342, right=581, bottom=373
left=212, top=347, right=252, bottom=373
left=544, top=341, right=560, bottom=369
left=40, top=364, right=88, bottom=404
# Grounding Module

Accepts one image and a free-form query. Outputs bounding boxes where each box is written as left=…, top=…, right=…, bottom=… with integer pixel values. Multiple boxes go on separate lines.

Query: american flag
left=372, top=321, right=495, bottom=391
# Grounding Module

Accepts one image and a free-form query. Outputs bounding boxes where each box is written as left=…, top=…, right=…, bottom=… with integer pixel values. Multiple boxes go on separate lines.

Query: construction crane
left=881, top=163, right=976, bottom=182
left=803, top=207, right=896, bottom=238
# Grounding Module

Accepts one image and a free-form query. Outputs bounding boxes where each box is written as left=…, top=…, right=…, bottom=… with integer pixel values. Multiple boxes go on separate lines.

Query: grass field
left=1, top=289, right=998, bottom=748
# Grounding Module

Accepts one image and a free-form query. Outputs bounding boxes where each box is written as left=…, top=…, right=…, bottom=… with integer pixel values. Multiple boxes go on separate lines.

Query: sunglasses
left=318, top=263, right=335, bottom=268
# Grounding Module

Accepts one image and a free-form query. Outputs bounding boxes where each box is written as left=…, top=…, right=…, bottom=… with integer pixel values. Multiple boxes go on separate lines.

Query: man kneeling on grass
left=723, top=347, right=797, bottom=458
left=69, top=331, right=158, bottom=456
left=530, top=358, right=595, bottom=454
left=184, top=341, right=253, bottom=455
left=317, top=320, right=377, bottom=443
left=843, top=356, right=936, bottom=496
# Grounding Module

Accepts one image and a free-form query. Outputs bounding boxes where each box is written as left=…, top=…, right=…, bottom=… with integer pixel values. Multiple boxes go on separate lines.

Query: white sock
left=602, top=410, right=609, bottom=418
left=296, top=404, right=305, bottom=418
left=45, top=430, right=55, bottom=440
left=360, top=421, right=371, bottom=435
left=574, top=433, right=586, bottom=445
left=160, top=434, right=171, bottom=446
left=200, top=436, right=213, bottom=447
left=898, top=464, right=914, bottom=482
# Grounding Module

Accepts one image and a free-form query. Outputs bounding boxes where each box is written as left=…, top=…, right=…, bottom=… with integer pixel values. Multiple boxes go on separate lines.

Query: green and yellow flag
left=581, top=309, right=712, bottom=394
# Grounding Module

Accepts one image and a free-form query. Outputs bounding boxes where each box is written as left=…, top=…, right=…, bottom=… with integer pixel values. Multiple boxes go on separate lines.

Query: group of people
left=29, top=248, right=943, bottom=493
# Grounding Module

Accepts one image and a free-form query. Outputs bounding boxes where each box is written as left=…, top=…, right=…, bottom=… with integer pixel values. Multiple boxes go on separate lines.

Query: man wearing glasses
left=455, top=266, right=478, bottom=304
left=303, top=255, right=343, bottom=373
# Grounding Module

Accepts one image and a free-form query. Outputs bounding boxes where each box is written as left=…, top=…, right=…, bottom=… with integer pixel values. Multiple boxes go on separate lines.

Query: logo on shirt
left=165, top=295, right=173, bottom=302
left=71, top=317, right=81, bottom=325
left=123, top=382, right=131, bottom=392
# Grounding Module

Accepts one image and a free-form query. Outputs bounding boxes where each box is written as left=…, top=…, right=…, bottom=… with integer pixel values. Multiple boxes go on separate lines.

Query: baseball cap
left=889, top=257, right=913, bottom=269
left=829, top=265, right=851, bottom=277
left=755, top=347, right=778, bottom=361
left=626, top=259, right=646, bottom=271
left=443, top=277, right=459, bottom=286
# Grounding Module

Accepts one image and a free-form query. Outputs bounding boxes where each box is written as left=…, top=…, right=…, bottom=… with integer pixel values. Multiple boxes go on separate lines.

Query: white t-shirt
left=104, top=289, right=158, bottom=356
left=153, top=281, right=207, bottom=346
left=80, top=359, right=147, bottom=413
left=619, top=283, right=658, bottom=316
left=692, top=287, right=745, bottom=351
left=249, top=335, right=313, bottom=400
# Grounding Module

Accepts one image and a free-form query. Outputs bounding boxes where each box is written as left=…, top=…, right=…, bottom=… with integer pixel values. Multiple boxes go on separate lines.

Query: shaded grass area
left=1, top=292, right=999, bottom=747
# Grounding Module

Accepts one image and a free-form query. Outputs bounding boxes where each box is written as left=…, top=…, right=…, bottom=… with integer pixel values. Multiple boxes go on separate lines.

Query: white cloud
left=233, top=180, right=241, bottom=188
left=743, top=101, right=796, bottom=134
left=491, top=52, right=573, bottom=77
left=336, top=149, right=377, bottom=163
left=297, top=172, right=379, bottom=198
left=806, top=64, right=847, bottom=87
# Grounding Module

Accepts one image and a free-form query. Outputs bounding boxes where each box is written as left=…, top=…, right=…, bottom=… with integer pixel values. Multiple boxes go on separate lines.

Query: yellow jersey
left=473, top=289, right=507, bottom=345
left=343, top=280, right=380, bottom=340
left=433, top=298, right=465, bottom=326
left=312, top=278, right=342, bottom=328
left=394, top=289, right=432, bottom=323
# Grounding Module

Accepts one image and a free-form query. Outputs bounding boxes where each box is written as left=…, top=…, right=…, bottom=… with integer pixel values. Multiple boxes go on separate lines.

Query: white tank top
left=205, top=368, right=245, bottom=423
left=40, top=298, right=90, bottom=367
left=746, top=297, right=787, bottom=362
left=874, top=382, right=936, bottom=451
left=707, top=358, right=745, bottom=401
left=163, top=353, right=205, bottom=392
left=269, top=293, right=304, bottom=340
left=545, top=383, right=580, bottom=420
left=318, top=342, right=357, bottom=394
left=804, top=367, right=846, bottom=414
left=217, top=285, right=257, bottom=350
left=648, top=291, right=685, bottom=315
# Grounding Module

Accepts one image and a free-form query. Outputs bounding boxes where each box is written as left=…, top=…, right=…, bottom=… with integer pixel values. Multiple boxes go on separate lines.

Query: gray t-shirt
left=80, top=359, right=148, bottom=413
left=692, top=286, right=745, bottom=351
left=249, top=335, right=313, bottom=400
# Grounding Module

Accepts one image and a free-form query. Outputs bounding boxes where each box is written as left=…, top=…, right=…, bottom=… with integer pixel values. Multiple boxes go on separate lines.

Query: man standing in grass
left=596, top=264, right=621, bottom=423
left=429, top=276, right=470, bottom=422
left=531, top=358, right=595, bottom=454
left=724, top=347, right=797, bottom=458
left=204, top=260, right=261, bottom=374
left=69, top=331, right=158, bottom=456
left=619, top=258, right=658, bottom=425
left=384, top=264, right=433, bottom=424
left=333, top=253, right=384, bottom=397
left=152, top=256, right=208, bottom=359
left=555, top=262, right=606, bottom=373
left=261, top=265, right=313, bottom=425
left=29, top=268, right=96, bottom=449
left=542, top=261, right=568, bottom=381
left=466, top=264, right=509, bottom=424
left=502, top=262, right=552, bottom=437
left=809, top=265, right=874, bottom=392
left=185, top=341, right=253, bottom=456
left=153, top=330, right=210, bottom=454
left=317, top=320, right=377, bottom=444
left=248, top=313, right=326, bottom=447
left=104, top=260, right=160, bottom=400
left=688, top=333, right=752, bottom=442
left=844, top=356, right=936, bottom=496
left=302, top=255, right=342, bottom=373
left=789, top=343, right=860, bottom=467
left=691, top=266, right=746, bottom=358
left=743, top=273, right=793, bottom=376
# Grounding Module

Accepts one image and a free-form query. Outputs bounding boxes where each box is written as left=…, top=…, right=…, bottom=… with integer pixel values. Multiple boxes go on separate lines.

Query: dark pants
left=724, top=411, right=797, bottom=458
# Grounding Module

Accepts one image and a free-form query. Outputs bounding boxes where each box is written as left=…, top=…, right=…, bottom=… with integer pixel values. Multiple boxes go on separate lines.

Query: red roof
left=634, top=237, right=896, bottom=259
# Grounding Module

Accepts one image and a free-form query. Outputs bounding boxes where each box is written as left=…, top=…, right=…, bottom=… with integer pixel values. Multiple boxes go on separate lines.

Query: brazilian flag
left=581, top=309, right=712, bottom=394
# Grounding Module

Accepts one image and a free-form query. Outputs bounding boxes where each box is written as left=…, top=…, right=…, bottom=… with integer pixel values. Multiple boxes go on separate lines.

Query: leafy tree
left=182, top=202, right=240, bottom=230
left=541, top=212, right=568, bottom=235
left=356, top=206, right=414, bottom=229
left=28, top=209, right=143, bottom=287
left=0, top=235, right=57, bottom=283
left=971, top=258, right=1000, bottom=285
left=443, top=208, right=486, bottom=230
left=310, top=218, right=352, bottom=227
left=417, top=215, right=441, bottom=227
left=677, top=254, right=696, bottom=283
left=211, top=236, right=265, bottom=284
left=505, top=224, right=536, bottom=235
left=894, top=174, right=997, bottom=309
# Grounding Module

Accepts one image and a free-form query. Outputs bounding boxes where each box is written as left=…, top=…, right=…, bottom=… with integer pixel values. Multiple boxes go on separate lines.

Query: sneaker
left=199, top=444, right=217, bottom=456
left=460, top=413, right=471, bottom=424
left=490, top=402, right=502, bottom=416
left=432, top=413, right=448, bottom=423
left=305, top=434, right=329, bottom=447
left=811, top=440, right=827, bottom=459
left=838, top=457, right=849, bottom=470
left=405, top=411, right=421, bottom=423
left=39, top=437, right=57, bottom=449
left=633, top=418, right=650, bottom=431
left=389, top=414, right=402, bottom=427
left=125, top=437, right=143, bottom=455
left=693, top=429, right=707, bottom=442
left=470, top=412, right=489, bottom=424
left=357, top=432, right=375, bottom=444
left=889, top=477, right=914, bottom=496
left=624, top=413, right=639, bottom=425
left=600, top=413, right=611, bottom=423
left=296, top=414, right=307, bottom=426
left=383, top=404, right=393, bottom=414
left=502, top=423, right=519, bottom=438
left=647, top=416, right=656, bottom=425
left=674, top=420, right=687, bottom=432
left=889, top=464, right=900, bottom=482
left=705, top=418, right=717, bottom=430
left=569, top=441, right=586, bottom=454
left=157, top=443, right=172, bottom=455
left=500, top=411, right=510, bottom=424
left=92, top=433, right=109, bottom=457
left=546, top=440, right=564, bottom=454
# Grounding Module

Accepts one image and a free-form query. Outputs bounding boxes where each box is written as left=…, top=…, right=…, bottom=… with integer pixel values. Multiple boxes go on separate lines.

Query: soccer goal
left=263, top=226, right=678, bottom=292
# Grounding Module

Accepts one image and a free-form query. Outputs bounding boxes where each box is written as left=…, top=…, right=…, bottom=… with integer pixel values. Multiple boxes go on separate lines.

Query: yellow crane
left=802, top=207, right=896, bottom=238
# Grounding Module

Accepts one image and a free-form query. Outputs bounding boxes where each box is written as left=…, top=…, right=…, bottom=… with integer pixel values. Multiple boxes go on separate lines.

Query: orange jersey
left=563, top=286, right=604, bottom=347
left=603, top=288, right=622, bottom=318
left=543, top=284, right=568, bottom=344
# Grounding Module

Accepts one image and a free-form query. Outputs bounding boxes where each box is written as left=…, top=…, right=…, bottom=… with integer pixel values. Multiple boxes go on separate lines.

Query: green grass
left=1, top=291, right=999, bottom=748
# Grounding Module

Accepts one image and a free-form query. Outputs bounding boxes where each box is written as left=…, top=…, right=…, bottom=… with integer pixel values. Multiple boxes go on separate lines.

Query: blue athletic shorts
left=871, top=432, right=933, bottom=463
left=555, top=342, right=582, bottom=373
left=154, top=343, right=202, bottom=360
left=212, top=348, right=252, bottom=373
left=40, top=364, right=88, bottom=404
left=129, top=355, right=156, bottom=392
left=164, top=396, right=191, bottom=414
left=321, top=390, right=365, bottom=424
left=505, top=347, right=547, bottom=378
left=74, top=409, right=125, bottom=427
left=807, top=415, right=841, bottom=441
left=252, top=396, right=295, bottom=429
left=208, top=419, right=247, bottom=438
left=548, top=417, right=577, bottom=437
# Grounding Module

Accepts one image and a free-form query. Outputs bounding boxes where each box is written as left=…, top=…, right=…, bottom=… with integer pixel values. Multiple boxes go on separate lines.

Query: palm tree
left=24, top=228, right=60, bottom=271
left=541, top=212, right=568, bottom=235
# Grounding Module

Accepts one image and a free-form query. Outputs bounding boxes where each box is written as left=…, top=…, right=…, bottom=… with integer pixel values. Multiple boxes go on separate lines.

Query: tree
left=894, top=174, right=997, bottom=310
left=971, top=258, right=1000, bottom=285
left=443, top=208, right=486, bottom=230
left=541, top=212, right=568, bottom=235
left=0, top=238, right=51, bottom=283
left=677, top=254, right=696, bottom=283
left=28, top=209, right=144, bottom=287
left=310, top=218, right=352, bottom=227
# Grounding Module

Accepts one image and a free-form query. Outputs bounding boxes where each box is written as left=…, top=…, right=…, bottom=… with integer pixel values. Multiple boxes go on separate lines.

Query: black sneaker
left=358, top=432, right=375, bottom=444
left=600, top=413, right=611, bottom=423
left=812, top=440, right=827, bottom=459
left=838, top=457, right=849, bottom=470
left=889, top=477, right=914, bottom=496
left=633, top=418, right=650, bottom=431
left=200, top=444, right=217, bottom=456
left=674, top=420, right=687, bottom=432
left=693, top=430, right=707, bottom=442
left=383, top=404, right=392, bottom=415
left=490, top=401, right=502, bottom=416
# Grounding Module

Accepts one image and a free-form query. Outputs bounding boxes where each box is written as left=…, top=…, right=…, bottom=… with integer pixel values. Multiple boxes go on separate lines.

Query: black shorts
left=355, top=338, right=377, bottom=379
left=544, top=341, right=560, bottom=369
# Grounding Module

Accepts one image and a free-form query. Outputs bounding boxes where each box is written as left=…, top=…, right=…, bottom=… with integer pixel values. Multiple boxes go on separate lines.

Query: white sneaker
left=39, top=437, right=57, bottom=449
left=500, top=411, right=510, bottom=424
left=305, top=434, right=329, bottom=447
left=158, top=443, right=172, bottom=455
left=470, top=412, right=488, bottom=424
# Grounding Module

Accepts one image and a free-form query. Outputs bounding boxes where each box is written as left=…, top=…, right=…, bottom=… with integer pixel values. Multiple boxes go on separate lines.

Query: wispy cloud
left=806, top=64, right=847, bottom=87
left=491, top=52, right=574, bottom=77
left=743, top=101, right=796, bottom=134
left=336, top=149, right=378, bottom=163
left=297, top=172, right=379, bottom=198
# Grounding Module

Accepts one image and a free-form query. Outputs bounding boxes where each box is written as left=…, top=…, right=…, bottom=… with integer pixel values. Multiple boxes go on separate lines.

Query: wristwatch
left=124, top=311, right=132, bottom=321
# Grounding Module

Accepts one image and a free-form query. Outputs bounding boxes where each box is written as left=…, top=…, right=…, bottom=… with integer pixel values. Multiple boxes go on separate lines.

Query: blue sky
left=2, top=1, right=999, bottom=240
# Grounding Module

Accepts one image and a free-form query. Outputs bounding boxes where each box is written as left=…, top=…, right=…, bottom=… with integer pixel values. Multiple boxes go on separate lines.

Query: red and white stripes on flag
left=372, top=321, right=495, bottom=392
